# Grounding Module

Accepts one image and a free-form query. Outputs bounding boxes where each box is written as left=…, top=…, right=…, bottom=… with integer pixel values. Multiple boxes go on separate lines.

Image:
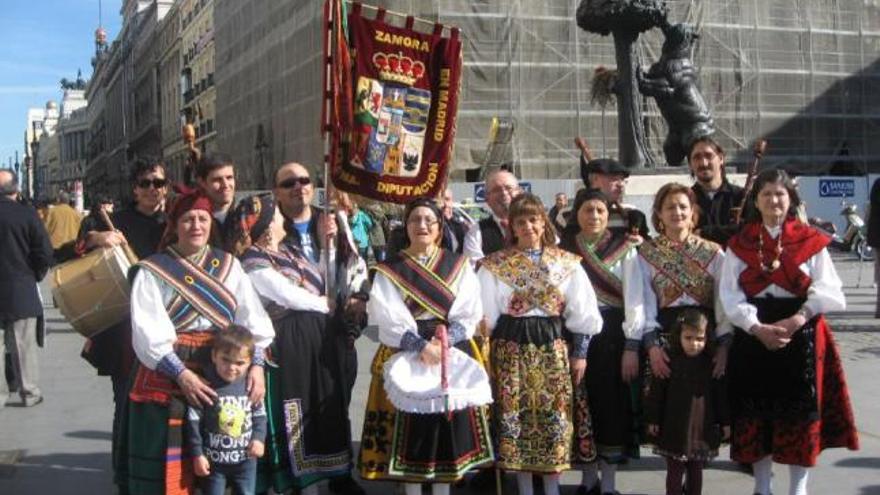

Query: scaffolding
left=213, top=0, right=880, bottom=190
left=369, top=0, right=880, bottom=178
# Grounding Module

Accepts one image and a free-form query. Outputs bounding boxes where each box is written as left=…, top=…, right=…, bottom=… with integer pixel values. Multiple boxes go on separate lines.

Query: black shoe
left=469, top=469, right=498, bottom=492
left=575, top=484, right=601, bottom=495
left=327, top=475, right=366, bottom=495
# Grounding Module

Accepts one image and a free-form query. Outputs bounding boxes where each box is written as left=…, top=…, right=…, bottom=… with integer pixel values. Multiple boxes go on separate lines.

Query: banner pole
left=322, top=0, right=335, bottom=297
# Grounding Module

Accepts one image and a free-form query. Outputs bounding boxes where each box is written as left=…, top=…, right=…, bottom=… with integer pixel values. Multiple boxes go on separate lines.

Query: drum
left=383, top=347, right=493, bottom=414
left=51, top=246, right=137, bottom=338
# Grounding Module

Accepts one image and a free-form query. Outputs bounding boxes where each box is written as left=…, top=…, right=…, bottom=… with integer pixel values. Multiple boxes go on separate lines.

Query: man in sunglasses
left=78, top=157, right=168, bottom=494
left=273, top=162, right=369, bottom=495
left=195, top=153, right=238, bottom=247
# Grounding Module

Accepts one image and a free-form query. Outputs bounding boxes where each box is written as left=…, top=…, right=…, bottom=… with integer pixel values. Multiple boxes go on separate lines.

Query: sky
left=0, top=0, right=122, bottom=170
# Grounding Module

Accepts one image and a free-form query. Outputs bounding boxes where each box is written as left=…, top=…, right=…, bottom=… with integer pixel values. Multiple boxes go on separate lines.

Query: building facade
left=214, top=0, right=325, bottom=189
left=54, top=89, right=89, bottom=203
left=180, top=0, right=216, bottom=161
left=27, top=102, right=60, bottom=201
left=157, top=1, right=187, bottom=182
left=213, top=0, right=880, bottom=183
left=85, top=0, right=175, bottom=202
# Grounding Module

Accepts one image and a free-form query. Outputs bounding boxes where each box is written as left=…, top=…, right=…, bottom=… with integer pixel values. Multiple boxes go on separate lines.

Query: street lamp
left=255, top=123, right=269, bottom=188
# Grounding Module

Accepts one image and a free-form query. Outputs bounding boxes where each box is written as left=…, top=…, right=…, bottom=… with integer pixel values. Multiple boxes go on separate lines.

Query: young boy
left=185, top=325, right=267, bottom=495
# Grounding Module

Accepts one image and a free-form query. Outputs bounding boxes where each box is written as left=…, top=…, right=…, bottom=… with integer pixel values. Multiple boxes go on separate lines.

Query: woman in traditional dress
left=559, top=189, right=644, bottom=495
left=478, top=193, right=602, bottom=495
left=720, top=169, right=858, bottom=495
left=127, top=187, right=274, bottom=495
left=358, top=198, right=494, bottom=495
left=226, top=194, right=355, bottom=495
left=637, top=183, right=730, bottom=382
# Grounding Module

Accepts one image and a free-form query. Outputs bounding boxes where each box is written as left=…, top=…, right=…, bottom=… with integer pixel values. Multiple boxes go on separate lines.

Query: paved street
left=1, top=253, right=879, bottom=494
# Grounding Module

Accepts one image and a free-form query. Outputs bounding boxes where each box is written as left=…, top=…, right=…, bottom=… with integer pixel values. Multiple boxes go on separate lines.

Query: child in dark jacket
left=186, top=325, right=267, bottom=495
left=645, top=308, right=730, bottom=495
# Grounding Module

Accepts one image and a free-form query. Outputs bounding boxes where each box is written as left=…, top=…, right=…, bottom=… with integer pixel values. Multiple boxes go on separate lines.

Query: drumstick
left=98, top=207, right=138, bottom=262
left=98, top=206, right=116, bottom=231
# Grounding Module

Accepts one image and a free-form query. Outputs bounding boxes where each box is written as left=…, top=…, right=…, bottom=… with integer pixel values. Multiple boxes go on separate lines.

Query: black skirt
left=258, top=310, right=351, bottom=491
left=582, top=307, right=637, bottom=463
left=728, top=298, right=816, bottom=420
left=358, top=319, right=493, bottom=482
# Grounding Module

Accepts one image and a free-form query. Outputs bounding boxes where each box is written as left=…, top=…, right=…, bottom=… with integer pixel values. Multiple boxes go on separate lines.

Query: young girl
left=645, top=308, right=730, bottom=495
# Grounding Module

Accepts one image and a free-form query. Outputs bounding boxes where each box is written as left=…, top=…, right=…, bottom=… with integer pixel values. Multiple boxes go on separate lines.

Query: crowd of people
left=0, top=135, right=862, bottom=495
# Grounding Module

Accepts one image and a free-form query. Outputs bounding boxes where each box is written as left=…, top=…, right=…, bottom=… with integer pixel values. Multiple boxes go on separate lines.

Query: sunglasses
left=136, top=178, right=168, bottom=189
left=277, top=176, right=311, bottom=188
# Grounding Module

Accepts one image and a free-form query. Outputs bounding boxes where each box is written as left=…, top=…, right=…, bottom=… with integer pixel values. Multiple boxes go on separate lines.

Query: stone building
left=180, top=0, right=217, bottom=159
left=54, top=89, right=89, bottom=202
left=214, top=1, right=325, bottom=189
left=157, top=1, right=186, bottom=182
left=212, top=0, right=880, bottom=183
left=26, top=102, right=60, bottom=200
left=85, top=0, right=175, bottom=201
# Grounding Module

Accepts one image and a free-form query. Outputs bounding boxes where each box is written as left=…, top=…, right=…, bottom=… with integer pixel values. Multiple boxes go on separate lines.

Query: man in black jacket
left=273, top=162, right=368, bottom=495
left=0, top=170, right=53, bottom=408
left=688, top=136, right=744, bottom=245
left=77, top=158, right=168, bottom=493
left=463, top=168, right=522, bottom=263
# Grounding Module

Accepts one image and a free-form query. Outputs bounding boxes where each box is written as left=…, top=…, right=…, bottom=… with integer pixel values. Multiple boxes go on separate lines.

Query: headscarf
left=159, top=184, right=213, bottom=249
left=226, top=193, right=276, bottom=256
left=401, top=197, right=445, bottom=248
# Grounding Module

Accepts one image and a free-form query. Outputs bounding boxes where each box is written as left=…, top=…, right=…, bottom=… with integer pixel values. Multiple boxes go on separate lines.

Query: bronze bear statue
left=638, top=22, right=715, bottom=166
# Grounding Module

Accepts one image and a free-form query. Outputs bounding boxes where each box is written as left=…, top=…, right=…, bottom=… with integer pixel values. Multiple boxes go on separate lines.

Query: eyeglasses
left=136, top=178, right=168, bottom=189
left=277, top=176, right=311, bottom=188
left=407, top=216, right=439, bottom=227
left=489, top=185, right=520, bottom=196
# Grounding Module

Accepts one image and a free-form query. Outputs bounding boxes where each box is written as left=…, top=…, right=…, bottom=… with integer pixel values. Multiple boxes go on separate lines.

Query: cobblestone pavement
left=1, top=253, right=878, bottom=494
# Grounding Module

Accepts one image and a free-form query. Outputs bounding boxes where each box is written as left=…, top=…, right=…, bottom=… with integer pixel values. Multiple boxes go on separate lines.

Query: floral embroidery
left=638, top=235, right=719, bottom=308
left=491, top=338, right=573, bottom=472
left=481, top=247, right=580, bottom=316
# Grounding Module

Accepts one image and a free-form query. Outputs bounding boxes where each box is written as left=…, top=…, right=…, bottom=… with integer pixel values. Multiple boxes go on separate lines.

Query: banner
left=325, top=1, right=463, bottom=204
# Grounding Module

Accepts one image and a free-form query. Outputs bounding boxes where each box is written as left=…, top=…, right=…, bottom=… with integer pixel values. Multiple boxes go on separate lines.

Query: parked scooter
left=810, top=200, right=874, bottom=261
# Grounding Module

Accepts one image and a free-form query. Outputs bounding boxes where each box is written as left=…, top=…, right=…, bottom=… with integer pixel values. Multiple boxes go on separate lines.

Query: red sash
left=727, top=219, right=830, bottom=297
left=129, top=332, right=214, bottom=405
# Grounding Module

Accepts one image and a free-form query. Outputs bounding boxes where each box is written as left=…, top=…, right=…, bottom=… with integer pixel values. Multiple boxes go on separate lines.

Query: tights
left=752, top=456, right=810, bottom=495
left=665, top=458, right=704, bottom=495
left=403, top=482, right=450, bottom=495
left=581, top=460, right=618, bottom=493
left=515, top=472, right=560, bottom=495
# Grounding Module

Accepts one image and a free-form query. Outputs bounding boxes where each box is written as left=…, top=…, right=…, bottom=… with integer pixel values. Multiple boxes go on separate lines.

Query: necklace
left=757, top=228, right=783, bottom=272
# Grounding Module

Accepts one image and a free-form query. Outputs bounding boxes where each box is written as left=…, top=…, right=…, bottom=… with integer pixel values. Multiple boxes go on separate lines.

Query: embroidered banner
left=325, top=1, right=462, bottom=204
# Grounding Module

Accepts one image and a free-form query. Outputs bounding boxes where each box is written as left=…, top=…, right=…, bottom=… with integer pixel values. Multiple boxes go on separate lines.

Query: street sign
left=819, top=179, right=855, bottom=198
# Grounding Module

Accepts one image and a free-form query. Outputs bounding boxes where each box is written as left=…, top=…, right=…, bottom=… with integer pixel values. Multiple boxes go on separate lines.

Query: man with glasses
left=272, top=162, right=368, bottom=495
left=78, top=157, right=168, bottom=494
left=194, top=152, right=238, bottom=247
left=463, top=168, right=522, bottom=263
left=580, top=156, right=648, bottom=237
